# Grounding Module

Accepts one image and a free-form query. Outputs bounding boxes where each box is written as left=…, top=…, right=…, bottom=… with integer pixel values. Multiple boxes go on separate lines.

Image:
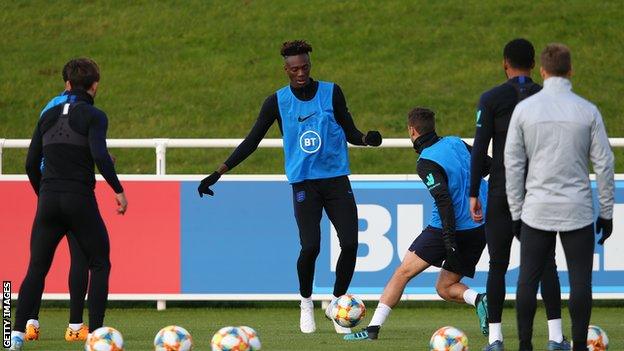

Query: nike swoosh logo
left=297, top=112, right=316, bottom=122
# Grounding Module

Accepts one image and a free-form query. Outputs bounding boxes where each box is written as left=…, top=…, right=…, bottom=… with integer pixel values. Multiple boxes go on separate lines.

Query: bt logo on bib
left=299, top=130, right=322, bottom=154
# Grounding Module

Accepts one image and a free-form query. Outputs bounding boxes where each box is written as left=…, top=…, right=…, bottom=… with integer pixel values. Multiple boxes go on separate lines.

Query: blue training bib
left=277, top=81, right=350, bottom=183
left=419, top=136, right=488, bottom=230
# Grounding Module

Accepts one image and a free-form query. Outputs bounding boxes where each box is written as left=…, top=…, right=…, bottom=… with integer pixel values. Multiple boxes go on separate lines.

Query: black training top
left=26, top=89, right=123, bottom=195
left=223, top=78, right=366, bottom=170
left=469, top=76, right=541, bottom=197
left=415, top=132, right=491, bottom=235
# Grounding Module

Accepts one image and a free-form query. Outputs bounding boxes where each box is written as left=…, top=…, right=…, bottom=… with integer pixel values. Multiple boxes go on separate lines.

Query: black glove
left=364, top=130, right=382, bottom=146
left=442, top=232, right=461, bottom=273
left=595, top=217, right=613, bottom=245
left=512, top=220, right=522, bottom=240
left=198, top=171, right=221, bottom=197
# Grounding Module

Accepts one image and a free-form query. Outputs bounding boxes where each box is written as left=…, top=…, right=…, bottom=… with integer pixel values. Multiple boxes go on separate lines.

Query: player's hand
left=115, top=192, right=128, bottom=215
left=595, top=217, right=613, bottom=245
left=109, top=152, right=116, bottom=165
left=469, top=197, right=483, bottom=222
left=512, top=220, right=522, bottom=240
left=442, top=231, right=461, bottom=272
left=364, top=131, right=382, bottom=147
left=444, top=247, right=462, bottom=273
left=198, top=171, right=221, bottom=197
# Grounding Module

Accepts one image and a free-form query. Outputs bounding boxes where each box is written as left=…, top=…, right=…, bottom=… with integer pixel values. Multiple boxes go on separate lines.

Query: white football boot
left=300, top=301, right=316, bottom=333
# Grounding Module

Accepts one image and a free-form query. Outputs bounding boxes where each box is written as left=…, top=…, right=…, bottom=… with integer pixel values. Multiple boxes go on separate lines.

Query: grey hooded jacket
left=504, top=77, right=614, bottom=232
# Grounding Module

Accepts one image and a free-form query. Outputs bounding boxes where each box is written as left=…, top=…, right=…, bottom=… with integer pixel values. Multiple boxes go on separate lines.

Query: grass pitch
left=0, top=1, right=623, bottom=174
left=17, top=304, right=624, bottom=350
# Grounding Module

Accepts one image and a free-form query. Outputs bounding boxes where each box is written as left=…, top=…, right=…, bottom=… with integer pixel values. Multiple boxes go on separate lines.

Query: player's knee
left=395, top=264, right=417, bottom=280
left=435, top=283, right=452, bottom=301
left=300, top=244, right=320, bottom=259
left=488, top=260, right=509, bottom=274
left=339, top=241, right=358, bottom=255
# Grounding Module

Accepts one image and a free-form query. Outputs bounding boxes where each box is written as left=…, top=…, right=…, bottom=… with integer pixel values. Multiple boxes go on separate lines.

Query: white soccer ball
left=85, top=327, right=124, bottom=351
left=330, top=294, right=366, bottom=328
left=238, top=326, right=261, bottom=350
left=587, top=325, right=609, bottom=351
left=429, top=326, right=468, bottom=351
left=154, top=325, right=193, bottom=351
left=211, top=326, right=250, bottom=351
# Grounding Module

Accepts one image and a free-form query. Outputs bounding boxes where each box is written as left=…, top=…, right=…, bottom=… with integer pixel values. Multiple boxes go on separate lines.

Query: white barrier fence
left=2, top=138, right=622, bottom=175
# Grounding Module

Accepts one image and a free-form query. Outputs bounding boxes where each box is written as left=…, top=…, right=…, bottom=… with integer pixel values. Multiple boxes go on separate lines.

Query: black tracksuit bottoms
left=292, top=175, right=358, bottom=298
left=485, top=195, right=561, bottom=324
left=517, top=222, right=594, bottom=351
left=14, top=191, right=111, bottom=333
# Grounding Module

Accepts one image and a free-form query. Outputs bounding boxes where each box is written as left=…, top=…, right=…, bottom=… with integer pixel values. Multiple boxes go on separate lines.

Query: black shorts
left=408, top=225, right=486, bottom=278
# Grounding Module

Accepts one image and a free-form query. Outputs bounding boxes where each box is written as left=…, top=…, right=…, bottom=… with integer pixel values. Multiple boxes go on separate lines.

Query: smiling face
left=284, top=53, right=311, bottom=88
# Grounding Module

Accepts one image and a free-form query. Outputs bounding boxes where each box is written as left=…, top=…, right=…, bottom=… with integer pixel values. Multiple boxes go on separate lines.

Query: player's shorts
left=408, top=225, right=486, bottom=278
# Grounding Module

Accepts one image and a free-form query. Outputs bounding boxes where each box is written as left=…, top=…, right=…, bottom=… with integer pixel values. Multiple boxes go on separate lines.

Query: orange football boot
left=65, top=325, right=89, bottom=341
left=24, top=322, right=40, bottom=341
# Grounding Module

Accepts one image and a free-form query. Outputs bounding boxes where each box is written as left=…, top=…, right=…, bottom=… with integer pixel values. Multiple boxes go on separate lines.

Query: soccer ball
left=154, top=325, right=193, bottom=351
left=429, top=326, right=468, bottom=351
left=587, top=325, right=609, bottom=350
left=211, top=326, right=250, bottom=351
left=85, top=327, right=124, bottom=351
left=330, top=294, right=366, bottom=328
left=238, top=326, right=261, bottom=350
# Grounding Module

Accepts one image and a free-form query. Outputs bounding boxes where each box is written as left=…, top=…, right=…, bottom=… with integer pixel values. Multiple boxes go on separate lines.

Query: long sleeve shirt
left=504, top=77, right=614, bottom=232
left=223, top=78, right=366, bottom=170
left=26, top=89, right=123, bottom=195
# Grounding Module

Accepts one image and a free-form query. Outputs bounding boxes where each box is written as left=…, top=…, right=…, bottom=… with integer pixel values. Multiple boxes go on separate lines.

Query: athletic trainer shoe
left=65, top=324, right=89, bottom=341
left=25, top=320, right=39, bottom=341
left=9, top=334, right=24, bottom=351
left=475, top=293, right=489, bottom=336
left=343, top=326, right=380, bottom=341
left=547, top=337, right=571, bottom=350
left=300, top=302, right=316, bottom=333
left=483, top=340, right=504, bottom=350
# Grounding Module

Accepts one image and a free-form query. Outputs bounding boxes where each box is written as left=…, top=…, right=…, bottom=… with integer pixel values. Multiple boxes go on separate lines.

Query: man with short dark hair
left=345, top=107, right=490, bottom=341
left=470, top=38, right=568, bottom=350
left=197, top=40, right=382, bottom=334
left=505, top=43, right=615, bottom=351
left=23, top=77, right=93, bottom=343
left=10, top=58, right=127, bottom=351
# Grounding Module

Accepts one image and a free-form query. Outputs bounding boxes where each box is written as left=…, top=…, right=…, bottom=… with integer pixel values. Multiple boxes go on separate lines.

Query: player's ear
left=65, top=81, right=72, bottom=91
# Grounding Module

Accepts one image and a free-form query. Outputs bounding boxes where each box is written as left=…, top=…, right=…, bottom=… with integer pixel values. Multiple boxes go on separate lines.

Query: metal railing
left=1, top=138, right=623, bottom=175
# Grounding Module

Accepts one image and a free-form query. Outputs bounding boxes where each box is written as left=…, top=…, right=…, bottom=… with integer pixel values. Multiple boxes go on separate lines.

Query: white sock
left=300, top=296, right=313, bottom=308
left=26, top=319, right=39, bottom=328
left=463, top=289, right=479, bottom=306
left=368, top=303, right=392, bottom=327
left=489, top=323, right=503, bottom=344
left=11, top=331, right=25, bottom=339
left=69, top=323, right=83, bottom=331
left=548, top=318, right=563, bottom=343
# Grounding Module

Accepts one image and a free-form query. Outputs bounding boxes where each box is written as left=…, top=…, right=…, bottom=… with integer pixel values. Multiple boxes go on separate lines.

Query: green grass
left=0, top=0, right=622, bottom=174
left=16, top=304, right=624, bottom=350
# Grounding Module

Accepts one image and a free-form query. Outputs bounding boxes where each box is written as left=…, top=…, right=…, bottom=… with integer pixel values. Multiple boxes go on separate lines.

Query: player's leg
left=292, top=181, right=323, bottom=333
left=559, top=224, right=594, bottom=351
left=345, top=226, right=446, bottom=341
left=484, top=195, right=514, bottom=347
left=539, top=241, right=570, bottom=350
left=441, top=225, right=489, bottom=336
left=64, top=193, right=111, bottom=333
left=65, top=232, right=90, bottom=341
left=344, top=250, right=431, bottom=341
left=11, top=193, right=66, bottom=350
left=321, top=176, right=358, bottom=333
left=516, top=223, right=556, bottom=351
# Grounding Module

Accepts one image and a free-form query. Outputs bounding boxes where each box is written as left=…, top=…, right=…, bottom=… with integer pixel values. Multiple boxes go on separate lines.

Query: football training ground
left=21, top=303, right=623, bottom=350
